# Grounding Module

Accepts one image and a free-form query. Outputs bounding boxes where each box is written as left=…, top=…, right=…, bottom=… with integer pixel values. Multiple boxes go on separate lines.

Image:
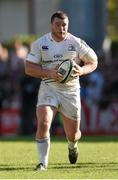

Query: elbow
left=25, top=67, right=29, bottom=75
left=24, top=64, right=28, bottom=75
left=92, top=60, right=98, bottom=72
left=94, top=60, right=98, bottom=70
left=91, top=51, right=98, bottom=71
left=25, top=61, right=31, bottom=76
left=25, top=67, right=32, bottom=76
left=95, top=54, right=98, bottom=70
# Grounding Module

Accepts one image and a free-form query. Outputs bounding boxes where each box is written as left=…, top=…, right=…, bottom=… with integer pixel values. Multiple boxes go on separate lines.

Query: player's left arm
left=73, top=48, right=98, bottom=76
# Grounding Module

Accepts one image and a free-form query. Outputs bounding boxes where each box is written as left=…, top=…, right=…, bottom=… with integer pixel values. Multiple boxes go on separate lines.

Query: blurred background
left=0, top=0, right=118, bottom=137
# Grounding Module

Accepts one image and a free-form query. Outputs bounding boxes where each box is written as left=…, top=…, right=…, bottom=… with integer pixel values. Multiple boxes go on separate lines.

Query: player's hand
left=71, top=64, right=84, bottom=78
left=48, top=66, right=64, bottom=81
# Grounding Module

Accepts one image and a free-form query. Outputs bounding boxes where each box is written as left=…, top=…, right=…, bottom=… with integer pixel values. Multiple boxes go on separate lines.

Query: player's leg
left=35, top=82, right=58, bottom=170
left=62, top=114, right=81, bottom=164
left=59, top=88, right=81, bottom=164
left=62, top=114, right=81, bottom=142
left=35, top=105, right=57, bottom=170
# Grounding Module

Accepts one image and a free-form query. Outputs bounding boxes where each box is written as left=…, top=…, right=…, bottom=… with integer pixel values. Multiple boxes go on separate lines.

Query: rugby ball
left=57, top=59, right=74, bottom=83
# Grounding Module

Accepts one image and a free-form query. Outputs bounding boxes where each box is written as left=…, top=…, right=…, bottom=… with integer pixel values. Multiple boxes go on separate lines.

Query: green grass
left=0, top=136, right=118, bottom=179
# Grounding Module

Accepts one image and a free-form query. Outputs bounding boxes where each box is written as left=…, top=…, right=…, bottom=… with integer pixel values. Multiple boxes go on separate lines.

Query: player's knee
left=40, top=120, right=50, bottom=132
left=36, top=121, right=50, bottom=138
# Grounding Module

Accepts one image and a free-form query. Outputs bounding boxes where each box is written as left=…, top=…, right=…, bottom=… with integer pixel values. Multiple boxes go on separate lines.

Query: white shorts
left=37, top=82, right=81, bottom=121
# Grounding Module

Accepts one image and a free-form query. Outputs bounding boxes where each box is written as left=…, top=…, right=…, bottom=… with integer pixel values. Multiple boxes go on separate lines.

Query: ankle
left=68, top=140, right=78, bottom=149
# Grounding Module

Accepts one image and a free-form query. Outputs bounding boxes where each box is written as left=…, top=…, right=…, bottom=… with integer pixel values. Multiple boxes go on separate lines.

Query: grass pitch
left=0, top=136, right=118, bottom=179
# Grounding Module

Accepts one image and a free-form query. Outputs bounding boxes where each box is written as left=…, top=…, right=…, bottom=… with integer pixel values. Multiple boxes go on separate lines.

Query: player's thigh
left=36, top=82, right=58, bottom=129
left=59, top=88, right=81, bottom=123
left=37, top=81, right=58, bottom=107
left=62, top=114, right=81, bottom=141
left=36, top=105, right=57, bottom=136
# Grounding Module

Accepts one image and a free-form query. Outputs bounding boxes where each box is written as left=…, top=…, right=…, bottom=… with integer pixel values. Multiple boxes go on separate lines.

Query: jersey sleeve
left=26, top=40, right=41, bottom=64
left=77, top=39, right=91, bottom=59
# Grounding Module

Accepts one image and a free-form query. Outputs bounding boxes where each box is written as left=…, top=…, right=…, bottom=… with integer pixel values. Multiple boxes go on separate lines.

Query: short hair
left=51, top=11, right=68, bottom=23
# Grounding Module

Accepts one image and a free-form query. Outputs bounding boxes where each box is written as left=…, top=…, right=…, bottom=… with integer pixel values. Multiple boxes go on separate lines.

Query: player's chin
left=58, top=33, right=66, bottom=39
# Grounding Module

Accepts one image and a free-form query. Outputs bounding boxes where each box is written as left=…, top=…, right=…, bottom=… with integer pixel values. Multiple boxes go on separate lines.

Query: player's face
left=51, top=17, right=69, bottom=42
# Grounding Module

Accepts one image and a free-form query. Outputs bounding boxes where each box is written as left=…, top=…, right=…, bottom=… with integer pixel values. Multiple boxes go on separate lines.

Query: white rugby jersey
left=26, top=32, right=91, bottom=90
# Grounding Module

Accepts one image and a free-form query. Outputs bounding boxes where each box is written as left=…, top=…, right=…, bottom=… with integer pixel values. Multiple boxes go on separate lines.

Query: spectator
left=86, top=69, right=104, bottom=103
left=0, top=43, right=11, bottom=108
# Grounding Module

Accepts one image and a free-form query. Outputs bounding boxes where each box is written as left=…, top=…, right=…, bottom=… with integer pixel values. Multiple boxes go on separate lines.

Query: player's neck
left=51, top=32, right=68, bottom=42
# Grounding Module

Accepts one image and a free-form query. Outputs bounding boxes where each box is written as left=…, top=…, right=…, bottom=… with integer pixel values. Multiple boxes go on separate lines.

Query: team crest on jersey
left=42, top=46, right=49, bottom=50
left=68, top=44, right=75, bottom=51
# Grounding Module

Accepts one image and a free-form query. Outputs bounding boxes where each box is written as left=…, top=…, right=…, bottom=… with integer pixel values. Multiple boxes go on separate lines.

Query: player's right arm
left=25, top=40, right=61, bottom=81
left=25, top=61, right=51, bottom=78
left=25, top=60, right=62, bottom=81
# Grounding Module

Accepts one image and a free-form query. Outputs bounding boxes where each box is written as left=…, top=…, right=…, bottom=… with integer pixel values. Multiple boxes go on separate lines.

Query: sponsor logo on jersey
left=54, top=54, right=63, bottom=58
left=68, top=44, right=75, bottom=51
left=29, top=53, right=35, bottom=56
left=42, top=59, right=63, bottom=64
left=42, top=46, right=49, bottom=50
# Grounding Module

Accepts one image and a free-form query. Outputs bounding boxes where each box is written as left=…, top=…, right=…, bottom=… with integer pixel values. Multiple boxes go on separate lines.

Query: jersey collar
left=48, top=32, right=68, bottom=42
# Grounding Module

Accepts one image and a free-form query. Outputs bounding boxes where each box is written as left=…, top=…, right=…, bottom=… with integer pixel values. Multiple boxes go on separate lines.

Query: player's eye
left=63, top=23, right=66, bottom=27
left=55, top=23, right=60, bottom=27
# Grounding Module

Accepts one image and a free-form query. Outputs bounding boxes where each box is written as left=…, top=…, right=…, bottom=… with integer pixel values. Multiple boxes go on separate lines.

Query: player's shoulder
left=35, top=33, right=49, bottom=43
left=68, top=33, right=88, bottom=46
left=67, top=33, right=81, bottom=42
left=31, top=33, right=50, bottom=47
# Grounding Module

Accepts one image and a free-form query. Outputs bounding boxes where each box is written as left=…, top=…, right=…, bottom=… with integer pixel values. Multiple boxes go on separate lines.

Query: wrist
left=42, top=69, right=51, bottom=78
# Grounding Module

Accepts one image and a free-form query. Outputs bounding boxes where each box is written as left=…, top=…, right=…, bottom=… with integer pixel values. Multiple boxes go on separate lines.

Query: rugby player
left=25, top=11, right=98, bottom=171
